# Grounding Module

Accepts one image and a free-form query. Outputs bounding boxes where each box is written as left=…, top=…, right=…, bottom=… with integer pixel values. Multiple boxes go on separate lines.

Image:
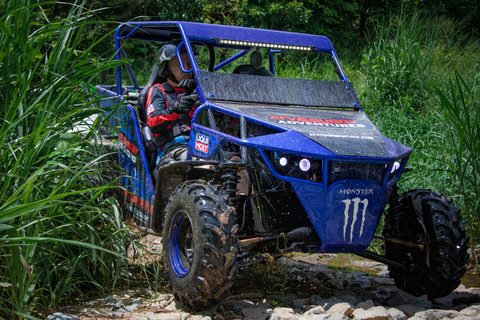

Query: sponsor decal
left=339, top=188, right=374, bottom=196
left=119, top=132, right=138, bottom=155
left=342, top=197, right=369, bottom=244
left=309, top=133, right=374, bottom=140
left=194, top=133, right=209, bottom=153
left=269, top=116, right=366, bottom=128
left=119, top=141, right=136, bottom=164
left=147, top=105, right=155, bottom=116
left=121, top=190, right=152, bottom=225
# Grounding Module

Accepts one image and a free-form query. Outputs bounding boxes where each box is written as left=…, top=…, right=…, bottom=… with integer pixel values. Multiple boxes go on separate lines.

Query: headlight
left=299, top=158, right=311, bottom=172
left=272, top=153, right=322, bottom=182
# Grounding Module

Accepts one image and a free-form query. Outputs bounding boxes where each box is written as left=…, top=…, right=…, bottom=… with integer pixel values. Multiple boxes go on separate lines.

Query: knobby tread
left=163, top=180, right=239, bottom=309
left=385, top=189, right=469, bottom=299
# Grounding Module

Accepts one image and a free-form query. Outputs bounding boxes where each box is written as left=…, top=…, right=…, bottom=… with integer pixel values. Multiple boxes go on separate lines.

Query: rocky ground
left=48, top=235, right=480, bottom=320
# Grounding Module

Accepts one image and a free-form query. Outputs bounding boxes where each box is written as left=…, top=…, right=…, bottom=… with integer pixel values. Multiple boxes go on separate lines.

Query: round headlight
left=279, top=157, right=288, bottom=166
left=299, top=158, right=311, bottom=172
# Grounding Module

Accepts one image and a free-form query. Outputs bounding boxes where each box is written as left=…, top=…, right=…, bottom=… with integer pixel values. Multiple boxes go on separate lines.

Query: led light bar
left=218, top=38, right=312, bottom=51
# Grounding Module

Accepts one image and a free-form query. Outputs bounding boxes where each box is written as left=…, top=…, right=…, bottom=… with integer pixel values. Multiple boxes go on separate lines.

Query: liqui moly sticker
left=194, top=133, right=209, bottom=153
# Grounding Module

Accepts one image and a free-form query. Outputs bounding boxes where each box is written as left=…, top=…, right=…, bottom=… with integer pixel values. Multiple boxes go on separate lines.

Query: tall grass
left=435, top=73, right=480, bottom=249
left=360, top=9, right=464, bottom=113
left=0, top=1, right=131, bottom=318
left=354, top=8, right=480, bottom=252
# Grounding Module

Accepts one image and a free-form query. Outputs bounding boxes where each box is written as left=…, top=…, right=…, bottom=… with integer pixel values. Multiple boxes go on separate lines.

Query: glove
left=171, top=95, right=196, bottom=114
left=177, top=79, right=197, bottom=95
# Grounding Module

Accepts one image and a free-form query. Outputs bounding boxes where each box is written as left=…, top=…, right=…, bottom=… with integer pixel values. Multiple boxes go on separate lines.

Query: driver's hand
left=177, top=79, right=197, bottom=95
left=172, top=95, right=196, bottom=113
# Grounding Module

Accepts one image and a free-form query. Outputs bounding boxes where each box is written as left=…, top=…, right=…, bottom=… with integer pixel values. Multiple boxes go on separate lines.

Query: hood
left=216, top=102, right=388, bottom=158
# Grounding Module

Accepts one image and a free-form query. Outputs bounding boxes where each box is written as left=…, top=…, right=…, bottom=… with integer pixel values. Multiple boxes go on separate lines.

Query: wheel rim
left=169, top=211, right=194, bottom=277
left=387, top=214, right=429, bottom=271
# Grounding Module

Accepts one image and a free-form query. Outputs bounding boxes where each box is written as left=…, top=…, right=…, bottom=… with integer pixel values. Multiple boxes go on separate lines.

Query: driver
left=145, top=44, right=197, bottom=166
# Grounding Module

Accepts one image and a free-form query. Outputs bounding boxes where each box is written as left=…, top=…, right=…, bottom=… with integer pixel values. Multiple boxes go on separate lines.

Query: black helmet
left=157, top=43, right=198, bottom=68
left=157, top=44, right=178, bottom=67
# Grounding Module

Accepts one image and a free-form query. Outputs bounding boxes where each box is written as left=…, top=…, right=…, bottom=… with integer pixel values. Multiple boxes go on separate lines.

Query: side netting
left=96, top=85, right=155, bottom=230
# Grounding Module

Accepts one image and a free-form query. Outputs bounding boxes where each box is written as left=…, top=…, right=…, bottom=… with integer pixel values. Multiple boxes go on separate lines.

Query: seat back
left=138, top=64, right=161, bottom=124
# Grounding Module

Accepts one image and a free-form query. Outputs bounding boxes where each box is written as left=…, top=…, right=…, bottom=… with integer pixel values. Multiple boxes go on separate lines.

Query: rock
left=395, top=305, right=428, bottom=318
left=224, top=298, right=256, bottom=310
left=303, top=306, right=326, bottom=316
left=376, top=266, right=389, bottom=277
left=371, top=277, right=395, bottom=286
left=356, top=300, right=375, bottom=310
left=321, top=298, right=349, bottom=310
left=326, top=302, right=354, bottom=317
left=328, top=314, right=350, bottom=320
left=53, top=252, right=480, bottom=320
left=334, top=292, right=360, bottom=305
left=164, top=300, right=182, bottom=312
left=460, top=304, right=480, bottom=317
left=347, top=277, right=372, bottom=290
left=226, top=292, right=264, bottom=301
left=241, top=307, right=272, bottom=320
left=301, top=314, right=332, bottom=320
left=327, top=278, right=345, bottom=290
left=386, top=308, right=407, bottom=320
left=293, top=298, right=311, bottom=310
left=47, top=313, right=80, bottom=320
left=386, top=291, right=431, bottom=309
left=270, top=307, right=302, bottom=320
left=352, top=306, right=390, bottom=320
left=126, top=299, right=142, bottom=312
left=410, top=309, right=462, bottom=320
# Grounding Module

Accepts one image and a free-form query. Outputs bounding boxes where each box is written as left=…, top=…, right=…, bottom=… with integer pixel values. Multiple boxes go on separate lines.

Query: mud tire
left=385, top=189, right=469, bottom=298
left=162, top=180, right=239, bottom=309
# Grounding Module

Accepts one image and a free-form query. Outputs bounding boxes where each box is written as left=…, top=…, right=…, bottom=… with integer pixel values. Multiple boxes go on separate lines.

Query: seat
left=137, top=64, right=161, bottom=124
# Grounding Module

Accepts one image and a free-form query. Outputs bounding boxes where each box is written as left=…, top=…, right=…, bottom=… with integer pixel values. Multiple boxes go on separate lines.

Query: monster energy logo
left=342, top=197, right=369, bottom=244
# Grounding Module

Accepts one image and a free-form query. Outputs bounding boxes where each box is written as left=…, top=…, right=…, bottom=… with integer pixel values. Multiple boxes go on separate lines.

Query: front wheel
left=162, top=180, right=239, bottom=309
left=384, top=189, right=469, bottom=298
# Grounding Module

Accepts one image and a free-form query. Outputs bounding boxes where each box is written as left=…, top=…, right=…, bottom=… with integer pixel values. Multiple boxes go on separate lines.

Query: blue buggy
left=96, top=21, right=469, bottom=309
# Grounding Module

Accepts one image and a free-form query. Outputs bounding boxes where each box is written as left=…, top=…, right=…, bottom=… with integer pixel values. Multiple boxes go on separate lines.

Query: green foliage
left=354, top=8, right=480, bottom=251
left=360, top=9, right=440, bottom=112
left=435, top=73, right=480, bottom=243
left=0, top=0, right=131, bottom=317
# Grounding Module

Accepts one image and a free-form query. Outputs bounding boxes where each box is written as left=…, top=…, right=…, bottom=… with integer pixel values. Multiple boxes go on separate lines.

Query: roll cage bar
left=114, top=21, right=348, bottom=96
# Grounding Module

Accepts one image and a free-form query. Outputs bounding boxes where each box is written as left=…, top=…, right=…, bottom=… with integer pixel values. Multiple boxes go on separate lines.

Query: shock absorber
left=221, top=169, right=240, bottom=202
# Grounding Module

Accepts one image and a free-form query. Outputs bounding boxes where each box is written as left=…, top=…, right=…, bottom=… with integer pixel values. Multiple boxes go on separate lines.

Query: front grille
left=328, top=161, right=386, bottom=186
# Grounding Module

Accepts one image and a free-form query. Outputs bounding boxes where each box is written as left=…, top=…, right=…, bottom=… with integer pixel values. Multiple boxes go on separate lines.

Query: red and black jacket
left=145, top=82, right=195, bottom=137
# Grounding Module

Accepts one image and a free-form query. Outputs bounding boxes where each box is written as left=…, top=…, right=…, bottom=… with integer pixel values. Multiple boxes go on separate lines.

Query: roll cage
left=114, top=21, right=349, bottom=100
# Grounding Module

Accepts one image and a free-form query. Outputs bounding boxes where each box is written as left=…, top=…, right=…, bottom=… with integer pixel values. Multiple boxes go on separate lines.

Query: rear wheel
left=384, top=189, right=469, bottom=298
left=162, top=180, right=239, bottom=309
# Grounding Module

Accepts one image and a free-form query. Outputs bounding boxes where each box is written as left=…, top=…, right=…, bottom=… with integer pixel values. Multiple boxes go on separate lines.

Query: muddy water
left=293, top=253, right=480, bottom=288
